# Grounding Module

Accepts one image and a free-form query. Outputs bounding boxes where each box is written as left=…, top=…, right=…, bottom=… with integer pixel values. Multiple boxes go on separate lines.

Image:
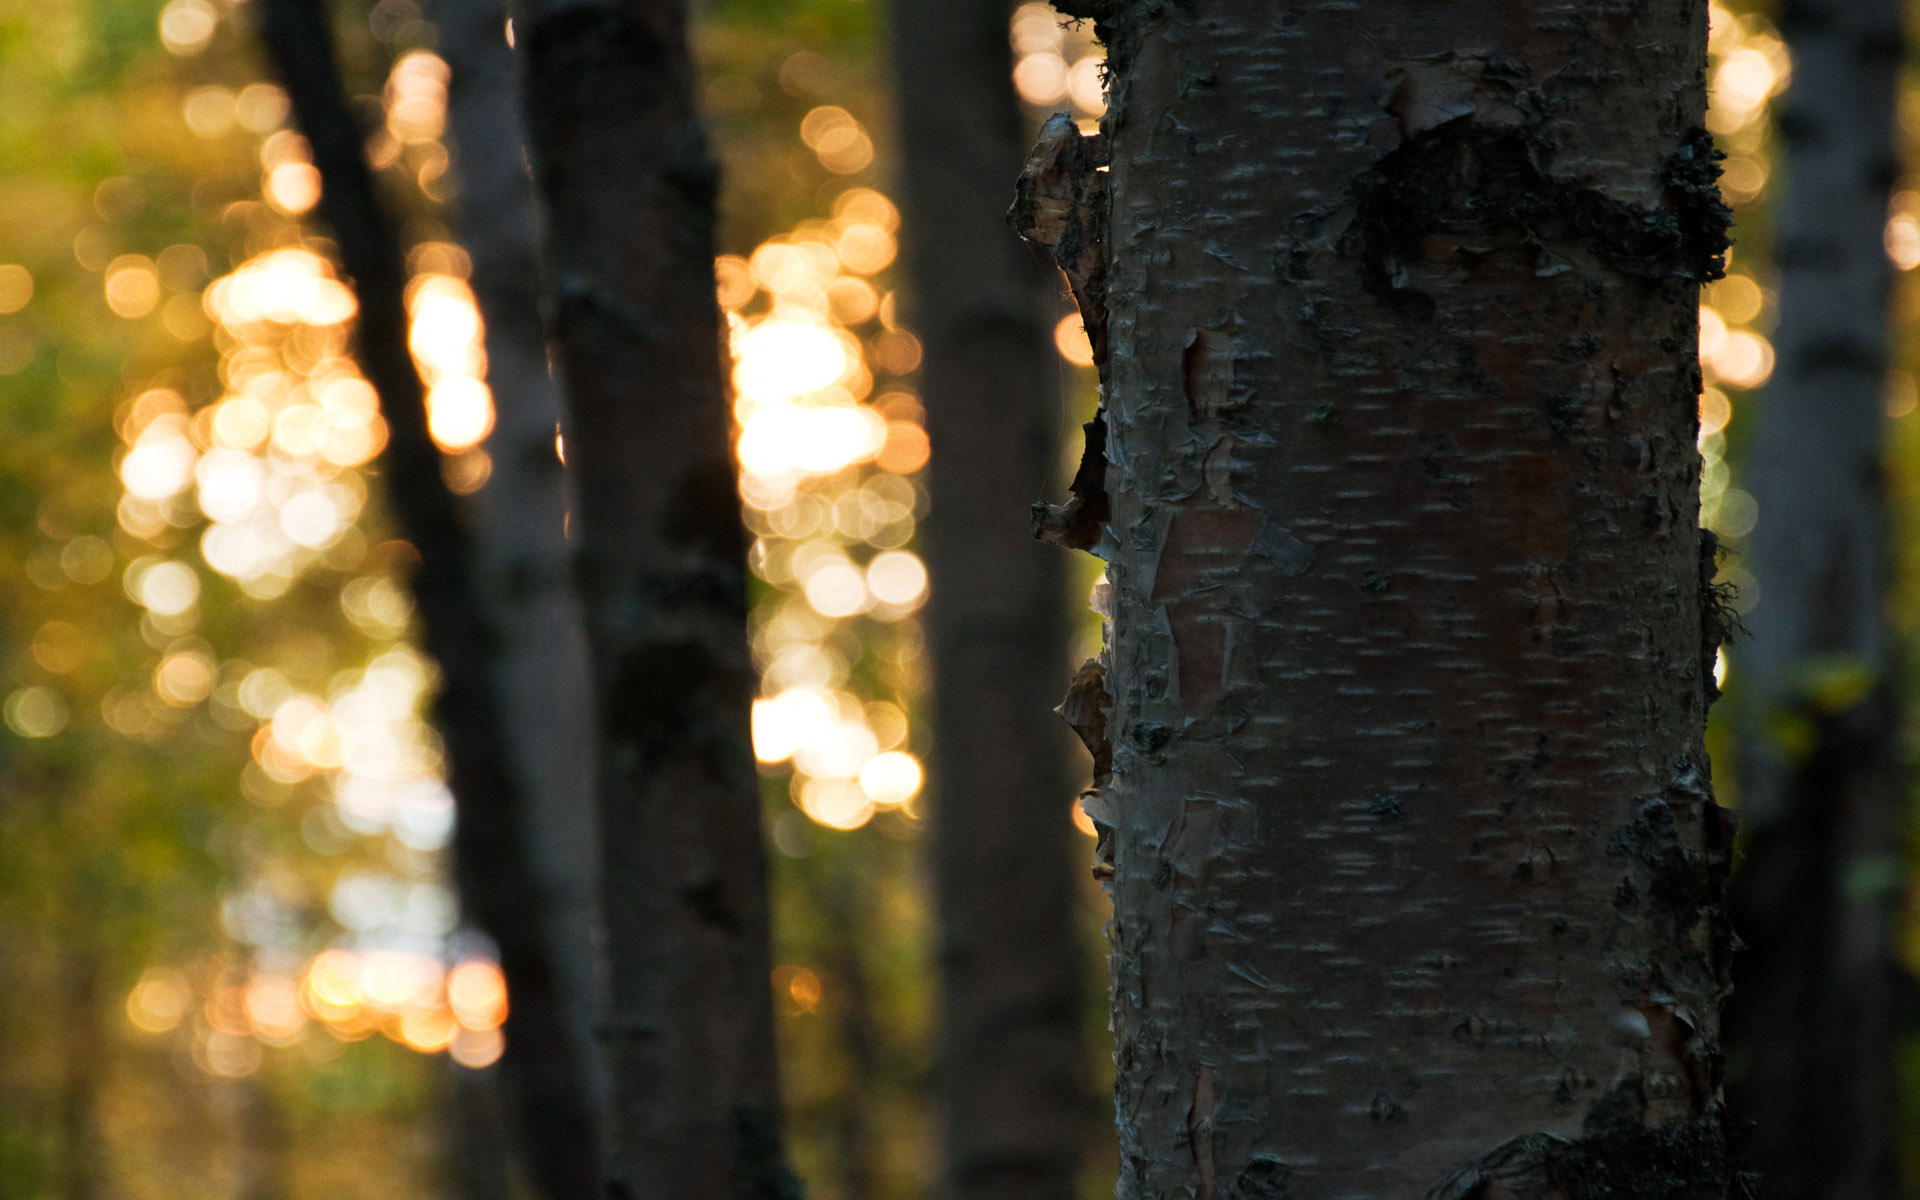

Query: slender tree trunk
left=1725, top=1, right=1907, bottom=1196
left=823, top=865, right=879, bottom=1200
left=447, top=1062, right=517, bottom=1200
left=56, top=947, right=101, bottom=1200
left=887, top=4, right=1090, bottom=1200
left=508, top=2, right=793, bottom=1197
left=429, top=0, right=607, bottom=1119
left=254, top=4, right=599, bottom=1196
left=1027, top=2, right=1741, bottom=1193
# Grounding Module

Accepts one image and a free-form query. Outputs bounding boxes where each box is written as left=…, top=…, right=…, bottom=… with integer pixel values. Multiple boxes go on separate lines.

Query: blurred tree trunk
left=429, top=0, right=607, bottom=1120
left=255, top=3, right=599, bottom=1196
left=447, top=1062, right=516, bottom=1200
left=1030, top=2, right=1742, bottom=1193
left=822, top=865, right=879, bottom=1200
left=56, top=946, right=101, bottom=1200
left=1725, top=0, right=1907, bottom=1195
left=508, top=2, right=794, bottom=1198
left=887, top=4, right=1091, bottom=1200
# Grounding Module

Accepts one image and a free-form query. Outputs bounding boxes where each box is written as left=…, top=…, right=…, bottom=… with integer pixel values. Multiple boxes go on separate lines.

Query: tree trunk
left=254, top=4, right=599, bottom=1196
left=887, top=4, right=1091, bottom=1200
left=508, top=2, right=794, bottom=1197
left=429, top=0, right=608, bottom=1120
left=1027, top=2, right=1741, bottom=1194
left=1725, top=1, right=1907, bottom=1195
left=447, top=1062, right=517, bottom=1200
left=56, top=946, right=102, bottom=1200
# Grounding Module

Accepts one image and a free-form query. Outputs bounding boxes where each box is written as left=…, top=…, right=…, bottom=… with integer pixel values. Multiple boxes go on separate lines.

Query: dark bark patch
left=1607, top=794, right=1708, bottom=915
left=1252, top=519, right=1315, bottom=577
left=681, top=874, right=738, bottom=934
left=1662, top=129, right=1735, bottom=284
left=1426, top=1098, right=1743, bottom=1200
left=1233, top=1155, right=1292, bottom=1199
left=665, top=454, right=749, bottom=560
left=1130, top=722, right=1171, bottom=755
left=731, top=1103, right=804, bottom=1200
left=523, top=5, right=670, bottom=78
left=1032, top=411, right=1111, bottom=549
left=1346, top=122, right=1731, bottom=305
left=603, top=638, right=740, bottom=776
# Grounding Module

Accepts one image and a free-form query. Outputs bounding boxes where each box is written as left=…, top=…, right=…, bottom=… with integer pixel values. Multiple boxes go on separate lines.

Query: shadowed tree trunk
left=254, top=3, right=599, bottom=1196
left=429, top=0, right=607, bottom=1120
left=822, top=863, right=879, bottom=1200
left=887, top=3, right=1091, bottom=1200
left=1725, top=0, right=1907, bottom=1195
left=56, top=945, right=102, bottom=1200
left=507, top=1, right=794, bottom=1197
left=447, top=1062, right=516, bottom=1200
left=1023, top=2, right=1742, bottom=1193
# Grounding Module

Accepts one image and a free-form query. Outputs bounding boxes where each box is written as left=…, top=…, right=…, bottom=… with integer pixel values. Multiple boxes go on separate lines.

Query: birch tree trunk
left=888, top=4, right=1091, bottom=1199
left=508, top=2, right=794, bottom=1196
left=430, top=0, right=607, bottom=1120
left=1725, top=0, right=1906, bottom=1195
left=256, top=5, right=599, bottom=1196
left=1028, top=2, right=1742, bottom=1193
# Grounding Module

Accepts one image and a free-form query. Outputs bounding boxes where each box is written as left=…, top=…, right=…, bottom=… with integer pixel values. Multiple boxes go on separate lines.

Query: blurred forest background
left=0, top=0, right=1897, bottom=1197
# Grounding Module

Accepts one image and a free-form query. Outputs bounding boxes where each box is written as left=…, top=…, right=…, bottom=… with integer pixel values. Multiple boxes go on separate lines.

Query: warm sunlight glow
left=865, top=550, right=927, bottom=609
left=753, top=688, right=834, bottom=764
left=0, top=264, right=31, bottom=313
left=1889, top=211, right=1920, bottom=272
left=447, top=960, right=508, bottom=1032
left=857, top=750, right=922, bottom=808
left=426, top=377, right=495, bottom=451
left=158, top=0, right=218, bottom=54
left=266, top=161, right=321, bottom=214
left=1054, top=314, right=1095, bottom=367
left=106, top=256, right=161, bottom=318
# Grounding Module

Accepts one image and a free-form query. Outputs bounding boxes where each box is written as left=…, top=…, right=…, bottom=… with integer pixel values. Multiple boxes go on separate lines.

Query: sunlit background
left=0, top=0, right=1113, bottom=1193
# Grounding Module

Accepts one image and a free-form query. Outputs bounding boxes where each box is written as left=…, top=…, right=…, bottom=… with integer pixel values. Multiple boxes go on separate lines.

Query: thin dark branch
left=253, top=2, right=599, bottom=1195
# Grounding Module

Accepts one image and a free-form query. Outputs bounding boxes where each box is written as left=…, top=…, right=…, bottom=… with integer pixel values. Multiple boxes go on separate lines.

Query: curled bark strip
left=1058, top=657, right=1113, bottom=784
left=1013, top=113, right=1112, bottom=552
left=1009, top=112, right=1110, bottom=371
left=1031, top=411, right=1111, bottom=550
left=1059, top=659, right=1116, bottom=880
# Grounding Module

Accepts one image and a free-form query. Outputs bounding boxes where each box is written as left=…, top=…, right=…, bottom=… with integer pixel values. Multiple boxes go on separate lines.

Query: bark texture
left=1725, top=0, right=1907, bottom=1195
left=508, top=1, right=793, bottom=1196
left=430, top=0, right=607, bottom=1118
left=254, top=4, right=598, bottom=1196
left=1042, top=2, right=1739, bottom=1195
left=887, top=3, right=1091, bottom=1199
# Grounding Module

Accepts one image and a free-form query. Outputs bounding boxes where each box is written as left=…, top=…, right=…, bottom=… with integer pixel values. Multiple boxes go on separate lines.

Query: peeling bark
left=508, top=1, right=793, bottom=1197
left=1724, top=0, right=1908, bottom=1195
left=254, top=5, right=599, bottom=1196
left=1040, top=2, right=1739, bottom=1194
left=1013, top=113, right=1113, bottom=552
left=889, top=4, right=1093, bottom=1199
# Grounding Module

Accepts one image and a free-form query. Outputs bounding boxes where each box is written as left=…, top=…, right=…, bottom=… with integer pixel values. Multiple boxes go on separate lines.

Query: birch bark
left=1725, top=1, right=1906, bottom=1195
left=1038, top=2, right=1741, bottom=1193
